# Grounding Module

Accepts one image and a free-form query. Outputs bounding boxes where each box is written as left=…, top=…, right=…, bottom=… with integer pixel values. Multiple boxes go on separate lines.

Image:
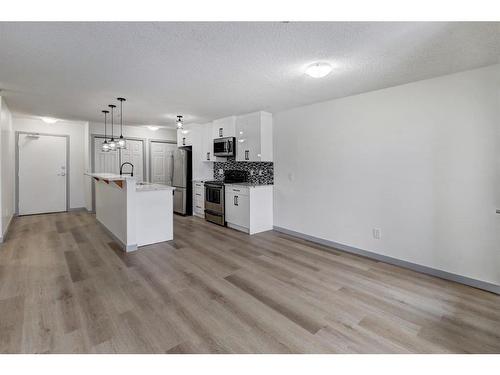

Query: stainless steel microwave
left=213, top=137, right=235, bottom=157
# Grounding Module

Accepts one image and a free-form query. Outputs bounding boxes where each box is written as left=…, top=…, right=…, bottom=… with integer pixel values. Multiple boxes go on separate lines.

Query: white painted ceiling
left=0, top=22, right=499, bottom=126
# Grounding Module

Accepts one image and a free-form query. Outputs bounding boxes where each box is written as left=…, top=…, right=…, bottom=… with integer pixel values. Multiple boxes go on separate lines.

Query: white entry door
left=18, top=133, right=67, bottom=215
left=150, top=142, right=176, bottom=185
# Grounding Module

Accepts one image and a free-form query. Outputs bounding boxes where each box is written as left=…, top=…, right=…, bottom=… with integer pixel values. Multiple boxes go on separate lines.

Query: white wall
left=89, top=123, right=177, bottom=182
left=89, top=122, right=177, bottom=141
left=273, top=64, right=500, bottom=286
left=13, top=115, right=89, bottom=209
left=0, top=97, right=15, bottom=240
left=83, top=122, right=92, bottom=210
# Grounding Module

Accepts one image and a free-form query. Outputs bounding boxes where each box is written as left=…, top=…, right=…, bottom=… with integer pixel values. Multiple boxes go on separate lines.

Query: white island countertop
left=136, top=182, right=176, bottom=192
left=86, top=173, right=175, bottom=192
left=85, top=172, right=136, bottom=181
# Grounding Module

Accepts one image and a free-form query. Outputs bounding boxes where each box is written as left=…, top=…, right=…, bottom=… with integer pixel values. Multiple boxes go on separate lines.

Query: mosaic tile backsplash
left=213, top=161, right=274, bottom=185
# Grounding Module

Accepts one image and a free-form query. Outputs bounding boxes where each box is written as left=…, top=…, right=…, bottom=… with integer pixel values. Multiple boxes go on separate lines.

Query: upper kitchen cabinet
left=177, top=126, right=193, bottom=147
left=200, top=122, right=216, bottom=161
left=212, top=116, right=236, bottom=139
left=235, top=111, right=273, bottom=162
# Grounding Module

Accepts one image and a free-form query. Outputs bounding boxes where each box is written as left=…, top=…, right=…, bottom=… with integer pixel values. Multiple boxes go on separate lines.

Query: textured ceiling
left=0, top=22, right=499, bottom=126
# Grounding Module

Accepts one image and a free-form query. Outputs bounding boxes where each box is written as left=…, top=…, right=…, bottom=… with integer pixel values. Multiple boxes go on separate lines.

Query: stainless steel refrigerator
left=171, top=148, right=192, bottom=215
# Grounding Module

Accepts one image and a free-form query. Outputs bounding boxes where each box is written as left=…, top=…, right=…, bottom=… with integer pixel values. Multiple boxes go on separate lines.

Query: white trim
left=0, top=214, right=14, bottom=244
left=0, top=212, right=17, bottom=243
left=96, top=220, right=138, bottom=252
left=68, top=207, right=89, bottom=212
left=227, top=222, right=249, bottom=234
left=273, top=225, right=500, bottom=295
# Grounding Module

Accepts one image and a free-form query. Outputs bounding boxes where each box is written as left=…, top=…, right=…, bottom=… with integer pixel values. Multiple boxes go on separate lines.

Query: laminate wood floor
left=0, top=212, right=499, bottom=353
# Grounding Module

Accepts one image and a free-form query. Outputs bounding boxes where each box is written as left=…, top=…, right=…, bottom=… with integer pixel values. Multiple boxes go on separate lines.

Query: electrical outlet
left=218, top=169, right=223, bottom=175
left=250, top=170, right=254, bottom=176
left=259, top=170, right=263, bottom=176
left=372, top=228, right=381, bottom=240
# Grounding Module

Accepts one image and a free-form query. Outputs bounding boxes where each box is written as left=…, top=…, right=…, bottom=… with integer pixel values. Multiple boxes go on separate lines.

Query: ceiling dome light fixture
left=101, top=110, right=110, bottom=152
left=176, top=115, right=184, bottom=129
left=108, top=104, right=117, bottom=151
left=41, top=117, right=59, bottom=124
left=305, top=62, right=332, bottom=78
left=117, top=97, right=127, bottom=149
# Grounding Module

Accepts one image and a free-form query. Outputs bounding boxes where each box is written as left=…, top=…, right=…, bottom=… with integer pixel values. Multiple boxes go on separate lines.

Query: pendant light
left=101, top=110, right=110, bottom=152
left=176, top=115, right=183, bottom=129
left=117, top=97, right=127, bottom=149
left=108, top=104, right=117, bottom=151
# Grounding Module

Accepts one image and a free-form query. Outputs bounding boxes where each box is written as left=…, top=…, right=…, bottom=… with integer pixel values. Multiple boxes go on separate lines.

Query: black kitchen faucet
left=119, top=162, right=134, bottom=177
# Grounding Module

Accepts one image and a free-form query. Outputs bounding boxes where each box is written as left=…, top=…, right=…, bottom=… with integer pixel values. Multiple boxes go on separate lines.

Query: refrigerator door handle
left=170, top=153, right=174, bottom=185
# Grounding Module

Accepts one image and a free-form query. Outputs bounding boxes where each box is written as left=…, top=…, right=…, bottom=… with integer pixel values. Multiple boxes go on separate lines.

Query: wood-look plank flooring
left=0, top=211, right=499, bottom=353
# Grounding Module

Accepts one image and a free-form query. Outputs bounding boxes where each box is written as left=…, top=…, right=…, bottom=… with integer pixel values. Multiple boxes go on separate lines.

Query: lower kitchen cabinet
left=193, top=181, right=205, bottom=218
left=225, top=184, right=273, bottom=234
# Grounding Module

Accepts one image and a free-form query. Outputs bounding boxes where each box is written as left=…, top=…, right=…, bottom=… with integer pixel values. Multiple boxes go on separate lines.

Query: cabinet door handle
left=234, top=195, right=238, bottom=206
left=207, top=152, right=210, bottom=160
left=182, top=137, right=186, bottom=145
left=219, top=128, right=223, bottom=137
left=195, top=193, right=201, bottom=196
left=233, top=189, right=240, bottom=192
left=245, top=150, right=249, bottom=160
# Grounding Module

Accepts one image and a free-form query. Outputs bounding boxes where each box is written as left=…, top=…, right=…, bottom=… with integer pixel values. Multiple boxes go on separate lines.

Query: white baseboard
left=273, top=225, right=500, bottom=295
left=68, top=207, right=89, bottom=212
left=0, top=214, right=14, bottom=244
left=95, top=220, right=138, bottom=252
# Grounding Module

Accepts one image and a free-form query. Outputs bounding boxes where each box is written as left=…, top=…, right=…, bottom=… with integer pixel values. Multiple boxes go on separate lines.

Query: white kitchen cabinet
left=212, top=116, right=236, bottom=139
left=177, top=126, right=193, bottom=147
left=235, top=111, right=273, bottom=162
left=224, top=184, right=273, bottom=234
left=225, top=189, right=249, bottom=229
left=200, top=122, right=216, bottom=162
left=192, top=181, right=205, bottom=218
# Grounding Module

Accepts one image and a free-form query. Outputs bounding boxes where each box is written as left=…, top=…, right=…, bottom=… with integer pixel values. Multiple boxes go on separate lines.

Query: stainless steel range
left=204, top=181, right=225, bottom=225
left=204, top=170, right=248, bottom=226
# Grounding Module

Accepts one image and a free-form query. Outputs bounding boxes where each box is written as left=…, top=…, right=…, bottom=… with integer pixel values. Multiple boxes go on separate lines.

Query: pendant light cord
left=102, top=110, right=109, bottom=139
left=117, top=97, right=126, bottom=138
left=111, top=107, right=114, bottom=139
left=108, top=104, right=116, bottom=140
left=120, top=100, right=123, bottom=136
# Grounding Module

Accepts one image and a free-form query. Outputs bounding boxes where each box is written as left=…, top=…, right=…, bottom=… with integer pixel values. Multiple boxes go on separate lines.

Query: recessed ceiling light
left=305, top=62, right=332, bottom=78
left=41, top=117, right=59, bottom=124
left=146, top=126, right=160, bottom=131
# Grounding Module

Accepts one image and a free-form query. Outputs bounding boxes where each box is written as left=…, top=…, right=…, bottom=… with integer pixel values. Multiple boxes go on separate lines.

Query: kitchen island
left=87, top=173, right=175, bottom=251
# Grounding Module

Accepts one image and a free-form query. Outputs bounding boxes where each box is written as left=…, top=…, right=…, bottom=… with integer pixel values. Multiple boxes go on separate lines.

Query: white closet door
left=18, top=133, right=67, bottom=215
left=150, top=142, right=176, bottom=185
left=120, top=139, right=144, bottom=181
left=94, top=137, right=119, bottom=174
